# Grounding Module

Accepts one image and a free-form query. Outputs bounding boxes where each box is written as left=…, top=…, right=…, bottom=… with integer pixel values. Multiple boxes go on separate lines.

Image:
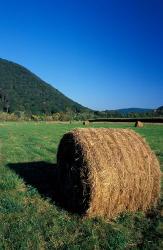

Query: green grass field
left=0, top=122, right=162, bottom=249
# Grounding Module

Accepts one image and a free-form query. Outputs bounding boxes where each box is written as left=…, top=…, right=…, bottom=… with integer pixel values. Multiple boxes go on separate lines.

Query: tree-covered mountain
left=155, top=106, right=163, bottom=115
left=116, top=108, right=153, bottom=114
left=0, top=58, right=87, bottom=114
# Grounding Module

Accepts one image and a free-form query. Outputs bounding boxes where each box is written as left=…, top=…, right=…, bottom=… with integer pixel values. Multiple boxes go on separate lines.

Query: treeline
left=0, top=111, right=93, bottom=121
left=0, top=108, right=162, bottom=122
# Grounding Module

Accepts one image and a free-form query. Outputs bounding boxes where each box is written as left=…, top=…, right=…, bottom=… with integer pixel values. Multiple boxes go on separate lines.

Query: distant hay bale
left=57, top=128, right=161, bottom=218
left=83, top=121, right=89, bottom=125
left=135, top=121, right=144, bottom=127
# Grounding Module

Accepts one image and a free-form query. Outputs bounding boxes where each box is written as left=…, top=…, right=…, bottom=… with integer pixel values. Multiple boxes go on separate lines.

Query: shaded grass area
left=7, top=161, right=58, bottom=201
left=0, top=122, right=163, bottom=249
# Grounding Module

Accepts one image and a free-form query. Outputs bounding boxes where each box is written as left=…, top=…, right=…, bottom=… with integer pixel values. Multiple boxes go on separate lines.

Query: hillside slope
left=156, top=106, right=163, bottom=115
left=0, top=58, right=86, bottom=114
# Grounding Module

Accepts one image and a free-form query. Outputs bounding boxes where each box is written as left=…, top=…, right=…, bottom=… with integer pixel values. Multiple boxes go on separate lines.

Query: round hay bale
left=57, top=128, right=161, bottom=218
left=135, top=121, right=144, bottom=128
left=83, top=121, right=89, bottom=125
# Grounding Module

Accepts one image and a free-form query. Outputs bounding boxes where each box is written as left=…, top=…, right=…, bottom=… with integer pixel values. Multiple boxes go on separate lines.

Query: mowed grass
left=0, top=122, right=162, bottom=249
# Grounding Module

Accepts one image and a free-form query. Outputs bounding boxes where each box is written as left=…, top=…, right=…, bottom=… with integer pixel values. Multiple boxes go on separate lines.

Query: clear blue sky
left=0, top=0, right=162, bottom=110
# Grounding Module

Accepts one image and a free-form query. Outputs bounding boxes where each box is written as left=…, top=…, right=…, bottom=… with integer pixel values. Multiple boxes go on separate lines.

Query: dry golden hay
left=83, top=121, right=89, bottom=125
left=135, top=121, right=144, bottom=128
left=57, top=128, right=161, bottom=219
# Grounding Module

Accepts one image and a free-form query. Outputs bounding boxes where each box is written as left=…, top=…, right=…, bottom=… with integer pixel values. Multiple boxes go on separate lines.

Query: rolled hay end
left=83, top=121, right=89, bottom=125
left=135, top=121, right=144, bottom=127
left=57, top=128, right=161, bottom=219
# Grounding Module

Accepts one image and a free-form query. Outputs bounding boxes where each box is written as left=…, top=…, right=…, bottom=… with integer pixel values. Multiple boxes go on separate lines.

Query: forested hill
left=116, top=108, right=153, bottom=114
left=156, top=106, right=163, bottom=115
left=0, top=58, right=86, bottom=114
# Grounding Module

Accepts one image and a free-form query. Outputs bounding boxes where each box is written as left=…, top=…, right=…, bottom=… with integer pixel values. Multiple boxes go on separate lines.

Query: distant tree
left=0, top=88, right=10, bottom=112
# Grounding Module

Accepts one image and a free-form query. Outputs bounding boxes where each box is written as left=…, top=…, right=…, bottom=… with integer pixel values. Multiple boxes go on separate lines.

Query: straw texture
left=57, top=128, right=161, bottom=218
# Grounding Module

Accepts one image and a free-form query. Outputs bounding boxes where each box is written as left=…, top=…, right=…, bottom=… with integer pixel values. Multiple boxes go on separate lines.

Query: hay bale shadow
left=7, top=161, right=58, bottom=202
left=7, top=161, right=83, bottom=214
